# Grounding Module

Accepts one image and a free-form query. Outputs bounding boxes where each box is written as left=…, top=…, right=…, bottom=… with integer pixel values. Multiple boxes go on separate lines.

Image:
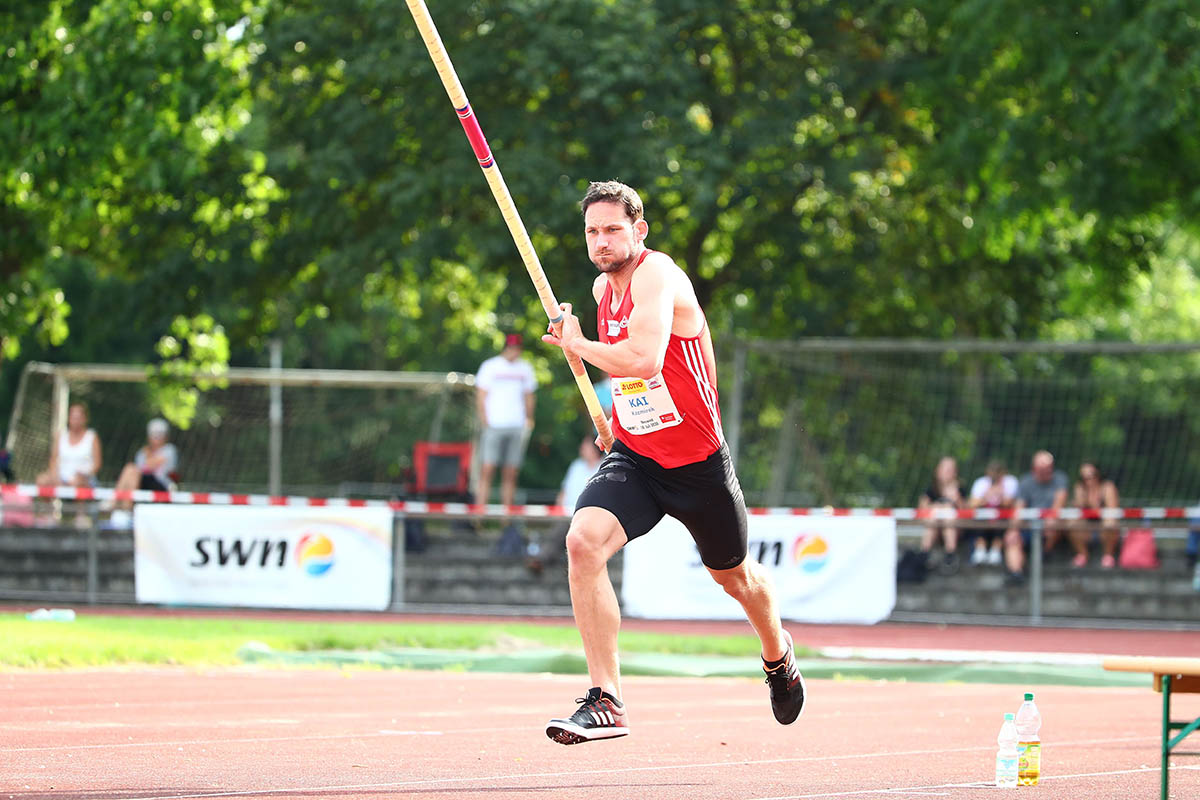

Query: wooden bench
left=1102, top=656, right=1200, bottom=800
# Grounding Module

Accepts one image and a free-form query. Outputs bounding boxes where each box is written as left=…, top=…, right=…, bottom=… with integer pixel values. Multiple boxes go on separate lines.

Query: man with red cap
left=474, top=332, right=537, bottom=508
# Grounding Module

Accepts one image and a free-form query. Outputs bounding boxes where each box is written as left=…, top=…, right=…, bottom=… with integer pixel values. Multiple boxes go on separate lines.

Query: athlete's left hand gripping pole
left=404, top=0, right=614, bottom=452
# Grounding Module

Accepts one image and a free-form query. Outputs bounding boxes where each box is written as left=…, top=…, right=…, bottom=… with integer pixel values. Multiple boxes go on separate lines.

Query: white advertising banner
left=621, top=515, right=896, bottom=624
left=134, top=505, right=394, bottom=610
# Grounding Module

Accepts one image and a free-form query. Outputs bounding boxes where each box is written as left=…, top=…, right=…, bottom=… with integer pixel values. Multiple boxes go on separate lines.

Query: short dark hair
left=580, top=180, right=644, bottom=222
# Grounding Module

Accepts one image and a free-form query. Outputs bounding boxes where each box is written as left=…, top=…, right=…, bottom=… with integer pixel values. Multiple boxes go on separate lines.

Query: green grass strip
left=0, top=612, right=768, bottom=669
left=236, top=643, right=1151, bottom=687
left=3, top=612, right=1150, bottom=687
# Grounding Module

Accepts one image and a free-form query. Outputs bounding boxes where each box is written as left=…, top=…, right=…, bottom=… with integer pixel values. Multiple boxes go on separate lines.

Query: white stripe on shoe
left=545, top=719, right=630, bottom=741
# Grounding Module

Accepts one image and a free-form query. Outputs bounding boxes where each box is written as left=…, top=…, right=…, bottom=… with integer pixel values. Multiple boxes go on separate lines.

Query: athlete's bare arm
left=545, top=253, right=687, bottom=379
left=590, top=273, right=606, bottom=304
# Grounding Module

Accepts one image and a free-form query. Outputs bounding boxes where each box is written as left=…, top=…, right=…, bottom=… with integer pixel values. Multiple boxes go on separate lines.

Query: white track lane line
left=24, top=736, right=1163, bottom=800
left=0, top=713, right=1153, bottom=753
left=2, top=696, right=1067, bottom=745
left=750, top=765, right=1200, bottom=799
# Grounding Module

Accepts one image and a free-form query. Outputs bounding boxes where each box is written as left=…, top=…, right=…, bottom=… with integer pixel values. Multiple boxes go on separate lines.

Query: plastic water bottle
left=1015, top=691, right=1042, bottom=786
left=995, top=712, right=1019, bottom=788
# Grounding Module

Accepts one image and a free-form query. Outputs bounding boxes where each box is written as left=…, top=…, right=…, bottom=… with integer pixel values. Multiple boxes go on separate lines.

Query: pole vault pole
left=404, top=0, right=614, bottom=451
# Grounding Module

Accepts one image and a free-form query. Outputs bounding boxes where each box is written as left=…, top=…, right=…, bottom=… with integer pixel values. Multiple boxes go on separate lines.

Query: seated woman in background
left=36, top=402, right=102, bottom=489
left=967, top=460, right=1018, bottom=566
left=918, top=456, right=965, bottom=571
left=1072, top=461, right=1120, bottom=568
left=113, top=418, right=178, bottom=516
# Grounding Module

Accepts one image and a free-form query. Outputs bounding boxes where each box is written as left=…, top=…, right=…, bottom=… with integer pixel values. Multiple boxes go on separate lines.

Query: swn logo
left=189, top=532, right=336, bottom=577
left=296, top=533, right=335, bottom=576
left=191, top=538, right=289, bottom=568
left=791, top=534, right=829, bottom=573
left=749, top=534, right=830, bottom=574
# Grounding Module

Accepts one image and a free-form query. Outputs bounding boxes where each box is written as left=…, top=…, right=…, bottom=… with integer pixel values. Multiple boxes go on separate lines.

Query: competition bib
left=612, top=374, right=684, bottom=435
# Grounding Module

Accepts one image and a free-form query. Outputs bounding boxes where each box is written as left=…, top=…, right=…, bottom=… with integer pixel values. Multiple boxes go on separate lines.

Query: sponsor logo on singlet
left=612, top=373, right=684, bottom=434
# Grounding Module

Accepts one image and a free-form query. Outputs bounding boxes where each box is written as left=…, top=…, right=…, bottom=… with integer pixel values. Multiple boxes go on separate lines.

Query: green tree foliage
left=2, top=0, right=264, bottom=364
left=867, top=0, right=1200, bottom=335
left=4, top=0, right=1199, bottom=491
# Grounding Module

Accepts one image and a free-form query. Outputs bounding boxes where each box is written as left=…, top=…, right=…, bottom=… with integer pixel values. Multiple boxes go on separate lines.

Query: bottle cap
left=1024, top=692, right=1034, bottom=701
left=1004, top=713, right=1015, bottom=720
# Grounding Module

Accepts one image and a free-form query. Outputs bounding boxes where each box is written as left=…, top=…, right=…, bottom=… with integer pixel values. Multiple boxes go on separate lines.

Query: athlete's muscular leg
left=564, top=507, right=629, bottom=699
left=708, top=559, right=789, bottom=662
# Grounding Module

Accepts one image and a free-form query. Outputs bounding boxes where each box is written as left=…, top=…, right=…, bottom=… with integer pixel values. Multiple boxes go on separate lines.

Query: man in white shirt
left=475, top=333, right=537, bottom=507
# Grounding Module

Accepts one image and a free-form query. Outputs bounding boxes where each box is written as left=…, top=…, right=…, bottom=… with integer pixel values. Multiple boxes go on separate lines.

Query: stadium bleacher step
left=2, top=523, right=1198, bottom=622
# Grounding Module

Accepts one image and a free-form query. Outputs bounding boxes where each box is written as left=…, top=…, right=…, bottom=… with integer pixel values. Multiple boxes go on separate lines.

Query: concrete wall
left=0, top=527, right=135, bottom=603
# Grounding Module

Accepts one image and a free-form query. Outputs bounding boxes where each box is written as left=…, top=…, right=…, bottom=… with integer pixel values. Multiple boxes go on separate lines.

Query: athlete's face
left=584, top=201, right=647, bottom=274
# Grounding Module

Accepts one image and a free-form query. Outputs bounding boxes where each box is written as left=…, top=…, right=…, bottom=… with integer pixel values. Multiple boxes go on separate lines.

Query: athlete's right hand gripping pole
left=404, top=0, right=614, bottom=451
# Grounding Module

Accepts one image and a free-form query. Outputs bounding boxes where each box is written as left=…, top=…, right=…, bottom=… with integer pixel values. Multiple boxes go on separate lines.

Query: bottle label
left=1018, top=741, right=1041, bottom=785
left=995, top=754, right=1018, bottom=787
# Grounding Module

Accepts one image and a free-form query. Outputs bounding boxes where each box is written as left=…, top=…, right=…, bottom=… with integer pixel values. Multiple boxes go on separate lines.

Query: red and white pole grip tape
left=4, top=483, right=1198, bottom=521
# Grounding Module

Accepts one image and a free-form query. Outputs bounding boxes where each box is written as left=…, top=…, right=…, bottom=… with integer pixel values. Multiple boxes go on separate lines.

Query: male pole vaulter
left=541, top=181, right=806, bottom=745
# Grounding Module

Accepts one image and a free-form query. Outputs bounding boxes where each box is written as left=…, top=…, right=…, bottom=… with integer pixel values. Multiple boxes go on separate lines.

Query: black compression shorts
left=575, top=439, right=748, bottom=570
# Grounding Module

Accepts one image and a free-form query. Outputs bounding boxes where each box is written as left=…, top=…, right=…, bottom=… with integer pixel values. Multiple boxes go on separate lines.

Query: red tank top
left=597, top=249, right=724, bottom=468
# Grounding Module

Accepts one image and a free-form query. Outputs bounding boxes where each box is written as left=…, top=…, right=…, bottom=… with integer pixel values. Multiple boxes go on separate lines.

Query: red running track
left=3, top=668, right=1198, bottom=800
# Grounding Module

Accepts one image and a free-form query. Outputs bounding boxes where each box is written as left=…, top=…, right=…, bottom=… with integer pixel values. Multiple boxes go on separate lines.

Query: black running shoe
left=545, top=687, right=629, bottom=745
left=763, top=632, right=807, bottom=725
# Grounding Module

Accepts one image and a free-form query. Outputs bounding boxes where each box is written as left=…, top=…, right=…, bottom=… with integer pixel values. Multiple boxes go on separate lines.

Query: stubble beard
left=592, top=247, right=641, bottom=276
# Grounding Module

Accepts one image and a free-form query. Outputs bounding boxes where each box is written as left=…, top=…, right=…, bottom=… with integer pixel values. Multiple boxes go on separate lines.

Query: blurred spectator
left=967, top=460, right=1018, bottom=566
left=1, top=438, right=33, bottom=526
left=918, top=456, right=964, bottom=572
left=557, top=436, right=604, bottom=512
left=36, top=402, right=102, bottom=489
left=592, top=375, right=613, bottom=416
left=1189, top=525, right=1200, bottom=591
left=1003, top=450, right=1069, bottom=584
left=110, top=419, right=179, bottom=526
left=474, top=333, right=537, bottom=508
left=0, top=442, right=13, bottom=483
left=1187, top=499, right=1200, bottom=590
left=527, top=435, right=605, bottom=575
left=1071, top=461, right=1120, bottom=568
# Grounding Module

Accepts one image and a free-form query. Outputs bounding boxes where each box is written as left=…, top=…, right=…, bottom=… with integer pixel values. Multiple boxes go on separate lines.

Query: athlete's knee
left=565, top=512, right=624, bottom=571
left=565, top=529, right=613, bottom=573
left=565, top=527, right=598, bottom=566
left=709, top=561, right=754, bottom=601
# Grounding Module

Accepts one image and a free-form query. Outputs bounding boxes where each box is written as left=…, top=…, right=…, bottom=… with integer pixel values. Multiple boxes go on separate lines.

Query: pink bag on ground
left=1, top=485, right=35, bottom=527
left=1118, top=527, right=1160, bottom=569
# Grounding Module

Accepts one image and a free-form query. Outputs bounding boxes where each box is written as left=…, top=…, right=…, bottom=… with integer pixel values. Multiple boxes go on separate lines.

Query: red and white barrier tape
left=4, top=483, right=1199, bottom=522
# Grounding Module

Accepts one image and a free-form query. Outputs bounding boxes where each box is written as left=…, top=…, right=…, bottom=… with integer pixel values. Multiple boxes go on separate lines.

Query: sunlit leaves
left=148, top=314, right=231, bottom=429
